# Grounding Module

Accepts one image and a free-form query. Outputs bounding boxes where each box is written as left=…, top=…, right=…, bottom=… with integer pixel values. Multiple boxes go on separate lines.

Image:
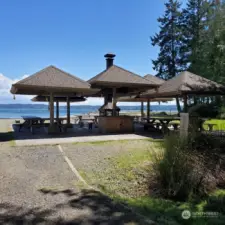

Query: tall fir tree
left=181, top=0, right=213, bottom=76
left=202, top=0, right=225, bottom=83
left=151, top=0, right=186, bottom=111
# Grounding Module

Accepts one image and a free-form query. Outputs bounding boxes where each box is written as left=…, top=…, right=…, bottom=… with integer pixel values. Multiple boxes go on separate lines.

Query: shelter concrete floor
left=6, top=119, right=162, bottom=146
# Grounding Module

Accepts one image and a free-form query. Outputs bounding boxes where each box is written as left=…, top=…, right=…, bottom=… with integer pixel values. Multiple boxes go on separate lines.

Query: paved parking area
left=0, top=145, right=151, bottom=224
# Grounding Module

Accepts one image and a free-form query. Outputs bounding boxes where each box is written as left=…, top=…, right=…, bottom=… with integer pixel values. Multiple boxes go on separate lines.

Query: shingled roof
left=88, top=65, right=157, bottom=88
left=141, top=71, right=224, bottom=98
left=11, top=65, right=98, bottom=95
left=144, top=74, right=165, bottom=86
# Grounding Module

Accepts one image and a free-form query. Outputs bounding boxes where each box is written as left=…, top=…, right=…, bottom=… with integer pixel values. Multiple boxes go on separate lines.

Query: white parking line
left=57, top=144, right=88, bottom=185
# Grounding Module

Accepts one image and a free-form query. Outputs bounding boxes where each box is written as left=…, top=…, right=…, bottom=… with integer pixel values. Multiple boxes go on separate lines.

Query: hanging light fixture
left=13, top=94, right=16, bottom=100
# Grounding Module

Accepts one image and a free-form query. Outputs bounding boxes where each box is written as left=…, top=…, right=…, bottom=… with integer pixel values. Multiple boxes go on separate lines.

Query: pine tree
left=151, top=0, right=186, bottom=111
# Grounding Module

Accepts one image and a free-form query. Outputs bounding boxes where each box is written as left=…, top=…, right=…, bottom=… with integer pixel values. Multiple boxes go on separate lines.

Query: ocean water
left=0, top=104, right=178, bottom=118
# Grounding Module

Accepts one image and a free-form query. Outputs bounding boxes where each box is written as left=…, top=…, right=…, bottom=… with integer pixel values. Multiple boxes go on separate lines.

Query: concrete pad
left=15, top=134, right=150, bottom=146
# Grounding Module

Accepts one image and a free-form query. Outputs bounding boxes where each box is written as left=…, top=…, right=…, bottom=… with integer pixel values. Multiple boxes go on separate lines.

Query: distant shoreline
left=0, top=110, right=178, bottom=119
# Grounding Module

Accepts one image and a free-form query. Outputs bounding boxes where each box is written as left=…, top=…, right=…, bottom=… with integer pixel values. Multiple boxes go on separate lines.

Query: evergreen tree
left=181, top=0, right=213, bottom=76
left=151, top=0, right=186, bottom=80
left=203, top=1, right=225, bottom=83
left=151, top=0, right=186, bottom=111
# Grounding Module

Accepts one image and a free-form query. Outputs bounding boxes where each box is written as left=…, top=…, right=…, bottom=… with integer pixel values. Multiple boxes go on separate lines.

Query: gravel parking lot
left=62, top=140, right=152, bottom=172
left=0, top=143, right=152, bottom=224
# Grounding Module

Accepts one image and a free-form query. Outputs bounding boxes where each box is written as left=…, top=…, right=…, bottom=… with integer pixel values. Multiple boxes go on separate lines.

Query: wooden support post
left=50, top=93, right=54, bottom=126
left=104, top=96, right=107, bottom=105
left=141, top=102, right=144, bottom=118
left=180, top=113, right=189, bottom=137
left=56, top=101, right=59, bottom=120
left=67, top=96, right=70, bottom=125
left=183, top=95, right=188, bottom=113
left=147, top=99, right=150, bottom=122
left=112, top=88, right=117, bottom=116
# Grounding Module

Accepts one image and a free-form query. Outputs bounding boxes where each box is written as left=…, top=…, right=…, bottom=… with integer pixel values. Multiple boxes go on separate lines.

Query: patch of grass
left=114, top=194, right=225, bottom=225
left=168, top=119, right=225, bottom=131
left=73, top=139, right=132, bottom=145
left=78, top=143, right=160, bottom=198
left=203, top=119, right=225, bottom=131
left=111, top=147, right=153, bottom=170
left=72, top=138, right=162, bottom=146
left=74, top=179, right=89, bottom=189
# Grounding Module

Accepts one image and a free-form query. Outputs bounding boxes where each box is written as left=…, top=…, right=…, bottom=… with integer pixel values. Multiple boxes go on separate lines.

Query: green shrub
left=188, top=104, right=219, bottom=118
left=151, top=133, right=216, bottom=201
left=218, top=106, right=225, bottom=119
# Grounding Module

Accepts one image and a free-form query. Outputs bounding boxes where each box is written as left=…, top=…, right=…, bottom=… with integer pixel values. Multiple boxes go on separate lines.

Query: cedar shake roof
left=141, top=71, right=224, bottom=98
left=144, top=74, right=165, bottom=86
left=88, top=65, right=157, bottom=88
left=31, top=95, right=86, bottom=102
left=11, top=65, right=99, bottom=95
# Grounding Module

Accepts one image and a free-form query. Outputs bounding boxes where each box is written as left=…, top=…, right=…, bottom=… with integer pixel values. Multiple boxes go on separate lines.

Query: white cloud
left=0, top=74, right=33, bottom=104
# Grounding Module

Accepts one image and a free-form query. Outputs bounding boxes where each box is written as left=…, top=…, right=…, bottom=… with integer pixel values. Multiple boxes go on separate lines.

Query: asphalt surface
left=0, top=145, right=152, bottom=225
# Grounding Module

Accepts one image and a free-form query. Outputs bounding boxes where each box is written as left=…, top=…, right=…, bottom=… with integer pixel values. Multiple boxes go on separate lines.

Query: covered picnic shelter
left=11, top=65, right=98, bottom=133
left=141, top=71, right=225, bottom=112
left=88, top=53, right=160, bottom=133
left=117, top=74, right=169, bottom=119
left=31, top=95, right=86, bottom=124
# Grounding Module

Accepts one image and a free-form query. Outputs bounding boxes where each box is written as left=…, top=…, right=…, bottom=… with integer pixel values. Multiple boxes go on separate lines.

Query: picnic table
left=142, top=116, right=180, bottom=132
left=77, top=115, right=98, bottom=129
left=19, top=116, right=67, bottom=134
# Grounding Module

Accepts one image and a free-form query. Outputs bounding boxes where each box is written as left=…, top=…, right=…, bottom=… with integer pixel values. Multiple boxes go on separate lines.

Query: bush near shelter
left=151, top=133, right=225, bottom=201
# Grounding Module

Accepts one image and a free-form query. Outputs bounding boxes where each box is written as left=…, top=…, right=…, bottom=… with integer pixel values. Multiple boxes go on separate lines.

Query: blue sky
left=0, top=0, right=186, bottom=104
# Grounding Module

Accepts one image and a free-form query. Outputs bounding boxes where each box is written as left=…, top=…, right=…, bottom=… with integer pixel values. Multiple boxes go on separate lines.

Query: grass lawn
left=168, top=119, right=225, bottom=131
left=78, top=140, right=225, bottom=225
left=203, top=119, right=225, bottom=131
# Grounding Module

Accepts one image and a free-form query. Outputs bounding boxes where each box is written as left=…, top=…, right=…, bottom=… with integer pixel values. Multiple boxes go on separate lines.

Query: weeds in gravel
left=72, top=138, right=163, bottom=146
left=77, top=144, right=159, bottom=198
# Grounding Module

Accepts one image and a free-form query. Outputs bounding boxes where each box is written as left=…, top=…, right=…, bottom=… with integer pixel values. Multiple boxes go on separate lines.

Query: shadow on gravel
left=0, top=131, right=14, bottom=142
left=0, top=189, right=152, bottom=225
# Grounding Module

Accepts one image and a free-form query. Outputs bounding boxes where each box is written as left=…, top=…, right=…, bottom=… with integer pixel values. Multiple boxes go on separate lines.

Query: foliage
left=152, top=134, right=206, bottom=201
left=188, top=103, right=219, bottom=118
left=151, top=0, right=225, bottom=107
left=218, top=106, right=225, bottom=119
left=181, top=0, right=213, bottom=76
left=151, top=0, right=188, bottom=112
left=151, top=133, right=225, bottom=201
left=151, top=0, right=187, bottom=80
left=119, top=189, right=225, bottom=225
left=200, top=1, right=225, bottom=83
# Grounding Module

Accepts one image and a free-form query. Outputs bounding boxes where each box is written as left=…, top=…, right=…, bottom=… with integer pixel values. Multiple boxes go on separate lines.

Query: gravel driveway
left=0, top=144, right=152, bottom=224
